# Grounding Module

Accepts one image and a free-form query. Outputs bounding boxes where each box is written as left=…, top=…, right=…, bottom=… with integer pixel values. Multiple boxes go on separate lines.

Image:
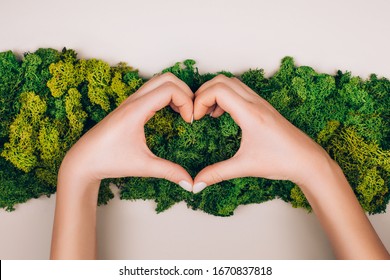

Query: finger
left=132, top=72, right=194, bottom=101
left=195, top=74, right=255, bottom=102
left=193, top=82, right=248, bottom=124
left=147, top=156, right=194, bottom=191
left=137, top=81, right=194, bottom=123
left=195, top=74, right=232, bottom=96
left=210, top=105, right=225, bottom=118
left=170, top=102, right=179, bottom=113
left=231, top=77, right=261, bottom=99
left=206, top=104, right=216, bottom=115
left=192, top=156, right=244, bottom=193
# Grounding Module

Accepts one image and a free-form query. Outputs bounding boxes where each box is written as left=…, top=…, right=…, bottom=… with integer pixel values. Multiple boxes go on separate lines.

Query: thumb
left=147, top=157, right=194, bottom=192
left=193, top=157, right=243, bottom=193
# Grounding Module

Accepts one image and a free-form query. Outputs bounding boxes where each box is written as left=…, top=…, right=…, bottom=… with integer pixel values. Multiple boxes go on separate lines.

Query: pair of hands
left=54, top=72, right=390, bottom=260
left=59, top=72, right=329, bottom=193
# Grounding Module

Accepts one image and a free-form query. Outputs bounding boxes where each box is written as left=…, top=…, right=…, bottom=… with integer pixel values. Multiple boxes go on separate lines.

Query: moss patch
left=0, top=48, right=389, bottom=216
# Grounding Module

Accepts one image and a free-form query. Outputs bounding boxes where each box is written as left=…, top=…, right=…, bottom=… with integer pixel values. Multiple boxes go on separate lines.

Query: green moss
left=322, top=126, right=390, bottom=213
left=98, top=179, right=115, bottom=206
left=290, top=185, right=311, bottom=211
left=0, top=49, right=389, bottom=216
left=65, top=88, right=88, bottom=144
left=0, top=51, right=22, bottom=142
left=1, top=92, right=47, bottom=172
left=0, top=156, right=55, bottom=212
left=356, top=167, right=387, bottom=214
left=85, top=59, right=113, bottom=111
left=162, top=59, right=201, bottom=91
left=47, top=57, right=86, bottom=98
left=18, top=49, right=61, bottom=101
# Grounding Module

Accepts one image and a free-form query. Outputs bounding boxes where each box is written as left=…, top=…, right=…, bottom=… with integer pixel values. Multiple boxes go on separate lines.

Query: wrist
left=57, top=154, right=101, bottom=193
left=295, top=153, right=358, bottom=219
left=296, top=150, right=342, bottom=195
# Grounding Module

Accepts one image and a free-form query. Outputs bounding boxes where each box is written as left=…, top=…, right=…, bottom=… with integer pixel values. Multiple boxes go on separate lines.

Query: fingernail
left=193, top=182, right=207, bottom=193
left=209, top=110, right=214, bottom=117
left=178, top=180, right=192, bottom=192
left=191, top=114, right=194, bottom=124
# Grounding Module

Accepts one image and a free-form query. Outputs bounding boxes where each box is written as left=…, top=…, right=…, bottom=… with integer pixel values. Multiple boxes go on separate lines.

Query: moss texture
left=0, top=48, right=389, bottom=216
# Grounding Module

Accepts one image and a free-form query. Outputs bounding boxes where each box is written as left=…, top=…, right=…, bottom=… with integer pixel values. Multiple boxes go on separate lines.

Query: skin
left=50, top=73, right=390, bottom=260
left=50, top=73, right=194, bottom=259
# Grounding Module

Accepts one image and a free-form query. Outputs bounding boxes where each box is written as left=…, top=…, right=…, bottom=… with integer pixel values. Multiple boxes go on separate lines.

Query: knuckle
left=161, top=80, right=177, bottom=90
left=214, top=74, right=229, bottom=82
left=211, top=82, right=228, bottom=92
left=210, top=170, right=224, bottom=185
left=163, top=167, right=177, bottom=182
left=161, top=72, right=178, bottom=81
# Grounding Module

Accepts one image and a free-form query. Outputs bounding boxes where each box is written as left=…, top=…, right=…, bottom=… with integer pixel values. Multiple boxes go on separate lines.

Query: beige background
left=0, top=0, right=389, bottom=259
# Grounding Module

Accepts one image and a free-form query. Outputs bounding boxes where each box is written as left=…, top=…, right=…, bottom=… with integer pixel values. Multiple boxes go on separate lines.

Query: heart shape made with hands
left=122, top=80, right=292, bottom=217
left=115, top=69, right=293, bottom=217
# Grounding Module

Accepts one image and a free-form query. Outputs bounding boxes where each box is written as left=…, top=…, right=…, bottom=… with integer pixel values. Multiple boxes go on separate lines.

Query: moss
left=98, top=179, right=115, bottom=206
left=1, top=92, right=47, bottom=172
left=0, top=156, right=55, bottom=212
left=20, top=49, right=61, bottom=96
left=0, top=51, right=22, bottom=142
left=322, top=126, right=390, bottom=213
left=0, top=48, right=389, bottom=217
left=47, top=57, right=85, bottom=98
left=65, top=88, right=88, bottom=144
left=290, top=185, right=311, bottom=211
left=356, top=167, right=387, bottom=214
left=85, top=59, right=113, bottom=111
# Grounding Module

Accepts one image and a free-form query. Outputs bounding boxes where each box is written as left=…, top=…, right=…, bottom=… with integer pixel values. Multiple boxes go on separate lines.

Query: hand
left=51, top=72, right=195, bottom=259
left=192, top=75, right=389, bottom=259
left=59, top=72, right=194, bottom=191
left=192, top=74, right=330, bottom=192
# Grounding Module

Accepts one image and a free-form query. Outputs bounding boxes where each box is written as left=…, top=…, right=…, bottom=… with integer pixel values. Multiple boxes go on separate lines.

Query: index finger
left=193, top=82, right=249, bottom=126
left=195, top=74, right=257, bottom=103
left=131, top=72, right=194, bottom=102
left=136, top=81, right=194, bottom=123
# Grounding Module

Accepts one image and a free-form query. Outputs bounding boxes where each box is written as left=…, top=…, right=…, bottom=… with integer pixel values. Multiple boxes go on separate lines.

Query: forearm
left=299, top=155, right=390, bottom=259
left=49, top=73, right=194, bottom=259
left=50, top=165, right=100, bottom=260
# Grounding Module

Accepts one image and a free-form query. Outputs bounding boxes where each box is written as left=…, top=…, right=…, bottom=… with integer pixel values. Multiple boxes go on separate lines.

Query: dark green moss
left=0, top=48, right=389, bottom=216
